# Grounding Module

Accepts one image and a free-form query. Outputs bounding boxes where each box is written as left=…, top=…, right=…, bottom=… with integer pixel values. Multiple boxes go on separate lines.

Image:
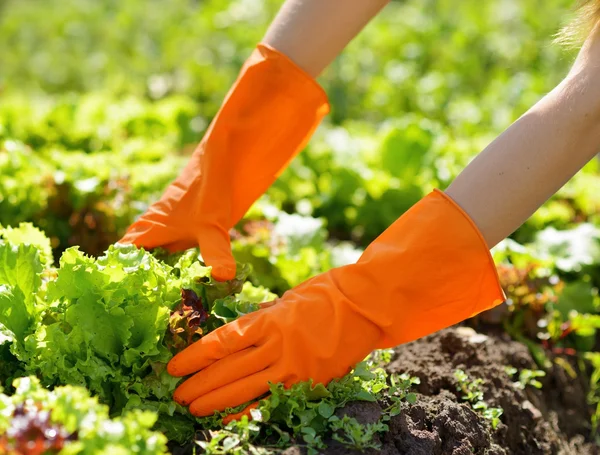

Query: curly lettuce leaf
left=0, top=222, right=53, bottom=268
left=0, top=376, right=169, bottom=454
left=212, top=282, right=277, bottom=324
left=174, top=249, right=252, bottom=304
left=29, top=245, right=179, bottom=407
left=236, top=282, right=277, bottom=304
left=0, top=242, right=42, bottom=308
left=0, top=231, right=47, bottom=388
left=0, top=241, right=43, bottom=360
left=0, top=323, right=25, bottom=390
left=212, top=297, right=261, bottom=325
left=0, top=285, right=32, bottom=343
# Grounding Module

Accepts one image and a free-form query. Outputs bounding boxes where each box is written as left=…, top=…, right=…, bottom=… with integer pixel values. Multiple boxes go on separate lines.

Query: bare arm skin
left=446, top=24, right=600, bottom=248
left=261, top=1, right=600, bottom=252
left=262, top=0, right=390, bottom=77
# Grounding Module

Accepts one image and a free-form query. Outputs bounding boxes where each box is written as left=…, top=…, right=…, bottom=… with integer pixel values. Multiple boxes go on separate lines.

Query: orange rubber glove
left=167, top=189, right=505, bottom=417
left=119, top=44, right=329, bottom=281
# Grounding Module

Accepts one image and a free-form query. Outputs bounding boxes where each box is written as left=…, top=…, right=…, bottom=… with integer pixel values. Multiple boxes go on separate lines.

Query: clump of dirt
left=309, top=326, right=598, bottom=455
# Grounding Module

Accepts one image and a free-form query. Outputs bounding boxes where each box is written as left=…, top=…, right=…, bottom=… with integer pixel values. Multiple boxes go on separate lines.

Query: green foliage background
left=0, top=0, right=591, bottom=257
left=0, top=0, right=577, bottom=123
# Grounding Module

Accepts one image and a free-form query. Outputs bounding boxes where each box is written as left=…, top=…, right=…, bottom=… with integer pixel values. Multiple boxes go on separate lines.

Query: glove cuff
left=253, top=42, right=330, bottom=113
left=331, top=189, right=505, bottom=349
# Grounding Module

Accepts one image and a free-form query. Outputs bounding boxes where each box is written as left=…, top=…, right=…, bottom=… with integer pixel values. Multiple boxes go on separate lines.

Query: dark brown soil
left=305, top=326, right=599, bottom=455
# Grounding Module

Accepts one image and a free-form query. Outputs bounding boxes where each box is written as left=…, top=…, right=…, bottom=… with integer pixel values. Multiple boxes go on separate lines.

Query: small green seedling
left=196, top=416, right=272, bottom=455
left=329, top=415, right=388, bottom=451
left=367, top=348, right=395, bottom=367
left=381, top=373, right=420, bottom=420
left=454, top=369, right=503, bottom=430
left=505, top=366, right=546, bottom=390
left=197, top=364, right=420, bottom=455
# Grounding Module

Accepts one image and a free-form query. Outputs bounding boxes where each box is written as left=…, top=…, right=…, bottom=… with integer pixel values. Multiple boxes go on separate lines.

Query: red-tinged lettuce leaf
left=167, top=289, right=208, bottom=352
left=0, top=402, right=75, bottom=455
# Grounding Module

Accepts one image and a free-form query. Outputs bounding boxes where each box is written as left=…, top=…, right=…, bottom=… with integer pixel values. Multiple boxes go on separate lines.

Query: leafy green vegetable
left=0, top=376, right=169, bottom=454
left=329, top=415, right=388, bottom=451
left=0, top=229, right=46, bottom=388
left=0, top=224, right=296, bottom=444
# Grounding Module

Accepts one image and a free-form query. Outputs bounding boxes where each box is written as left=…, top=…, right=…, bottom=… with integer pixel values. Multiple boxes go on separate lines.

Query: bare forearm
left=446, top=68, right=600, bottom=248
left=262, top=0, right=390, bottom=77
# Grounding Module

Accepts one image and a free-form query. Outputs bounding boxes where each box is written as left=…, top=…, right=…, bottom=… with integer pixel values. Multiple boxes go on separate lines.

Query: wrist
left=255, top=43, right=328, bottom=100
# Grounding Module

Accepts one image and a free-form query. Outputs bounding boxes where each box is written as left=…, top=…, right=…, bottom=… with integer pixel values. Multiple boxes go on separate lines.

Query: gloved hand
left=167, top=189, right=505, bottom=417
left=119, top=44, right=329, bottom=281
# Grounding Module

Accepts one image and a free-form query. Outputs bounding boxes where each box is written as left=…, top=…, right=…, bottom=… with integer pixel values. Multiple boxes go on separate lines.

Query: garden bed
left=186, top=326, right=598, bottom=455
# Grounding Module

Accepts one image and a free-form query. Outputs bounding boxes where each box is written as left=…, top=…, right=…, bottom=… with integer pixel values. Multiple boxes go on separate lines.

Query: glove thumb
left=198, top=224, right=237, bottom=282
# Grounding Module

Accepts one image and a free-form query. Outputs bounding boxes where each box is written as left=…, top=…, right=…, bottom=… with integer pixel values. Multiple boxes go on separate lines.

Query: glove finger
left=167, top=313, right=261, bottom=377
left=189, top=368, right=275, bottom=417
left=197, top=224, right=237, bottom=282
left=221, top=401, right=261, bottom=425
left=173, top=345, right=273, bottom=406
left=120, top=215, right=180, bottom=249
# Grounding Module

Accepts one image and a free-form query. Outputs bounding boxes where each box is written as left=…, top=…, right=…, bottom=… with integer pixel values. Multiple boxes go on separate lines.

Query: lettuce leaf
left=29, top=245, right=179, bottom=405
left=0, top=242, right=42, bottom=310
left=0, top=239, right=44, bottom=369
left=0, top=223, right=54, bottom=268
left=0, top=376, right=169, bottom=454
left=213, top=282, right=277, bottom=324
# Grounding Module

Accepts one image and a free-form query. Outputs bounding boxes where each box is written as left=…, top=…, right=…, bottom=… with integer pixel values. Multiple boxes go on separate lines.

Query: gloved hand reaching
left=167, top=190, right=505, bottom=417
left=119, top=44, right=329, bottom=281
left=166, top=19, right=600, bottom=418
